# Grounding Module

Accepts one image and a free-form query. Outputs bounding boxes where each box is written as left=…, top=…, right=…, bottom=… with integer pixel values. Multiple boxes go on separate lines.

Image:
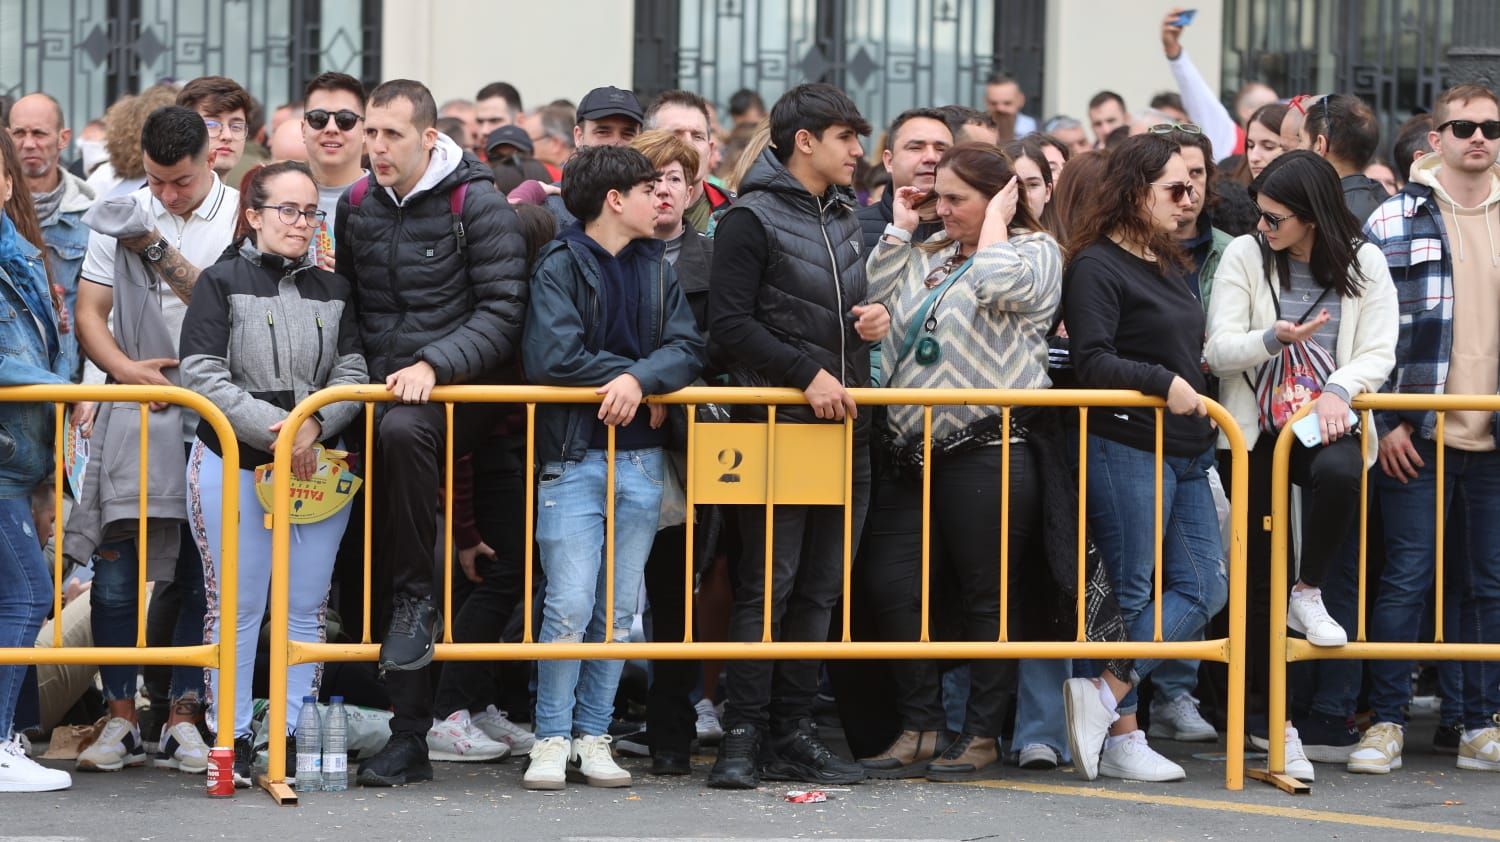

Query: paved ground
left=6, top=713, right=1498, bottom=841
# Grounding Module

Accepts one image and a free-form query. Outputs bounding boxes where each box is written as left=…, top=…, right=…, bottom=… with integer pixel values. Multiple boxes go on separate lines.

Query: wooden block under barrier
left=1247, top=767, right=1311, bottom=794
left=258, top=774, right=299, bottom=805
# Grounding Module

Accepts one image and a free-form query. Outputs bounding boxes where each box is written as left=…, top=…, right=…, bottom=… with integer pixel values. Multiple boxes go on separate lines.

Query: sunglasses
left=258, top=204, right=328, bottom=225
left=1152, top=181, right=1197, bottom=202
left=1258, top=208, right=1293, bottom=231
left=923, top=253, right=966, bottom=289
left=305, top=109, right=363, bottom=132
left=1148, top=121, right=1203, bottom=135
left=1437, top=119, right=1500, bottom=140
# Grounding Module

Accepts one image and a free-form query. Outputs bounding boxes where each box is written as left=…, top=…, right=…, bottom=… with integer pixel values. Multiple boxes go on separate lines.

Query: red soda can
left=207, top=746, right=235, bottom=796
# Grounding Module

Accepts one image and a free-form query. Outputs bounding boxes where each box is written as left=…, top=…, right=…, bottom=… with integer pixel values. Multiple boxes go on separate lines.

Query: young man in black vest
left=706, top=83, right=888, bottom=789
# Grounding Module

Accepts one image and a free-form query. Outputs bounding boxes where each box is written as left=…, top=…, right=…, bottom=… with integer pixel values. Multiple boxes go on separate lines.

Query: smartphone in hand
left=1291, top=408, right=1359, bottom=448
left=1174, top=9, right=1198, bottom=26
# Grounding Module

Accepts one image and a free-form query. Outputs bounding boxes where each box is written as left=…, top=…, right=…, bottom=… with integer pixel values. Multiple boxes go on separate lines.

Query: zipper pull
left=267, top=311, right=275, bottom=326
left=316, top=315, right=324, bottom=329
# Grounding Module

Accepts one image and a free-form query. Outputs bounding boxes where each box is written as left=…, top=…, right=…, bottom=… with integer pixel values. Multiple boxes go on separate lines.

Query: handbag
left=1247, top=282, right=1336, bottom=432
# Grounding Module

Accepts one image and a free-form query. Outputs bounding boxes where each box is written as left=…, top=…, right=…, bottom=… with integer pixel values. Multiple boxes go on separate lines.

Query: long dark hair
left=1064, top=133, right=1187, bottom=275
left=0, top=130, right=57, bottom=294
left=233, top=160, right=316, bottom=245
left=1229, top=103, right=1288, bottom=185
left=1002, top=135, right=1059, bottom=234
left=920, top=142, right=1044, bottom=254
left=1051, top=149, right=1110, bottom=249
left=1249, top=149, right=1369, bottom=299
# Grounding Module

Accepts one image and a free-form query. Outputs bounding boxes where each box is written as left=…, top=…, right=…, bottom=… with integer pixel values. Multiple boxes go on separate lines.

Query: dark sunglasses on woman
left=305, top=109, right=363, bottom=132
left=1152, top=181, right=1197, bottom=202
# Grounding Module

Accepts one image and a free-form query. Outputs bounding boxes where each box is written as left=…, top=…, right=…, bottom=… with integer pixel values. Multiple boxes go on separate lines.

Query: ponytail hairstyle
left=1248, top=149, right=1369, bottom=299
left=233, top=160, right=316, bottom=245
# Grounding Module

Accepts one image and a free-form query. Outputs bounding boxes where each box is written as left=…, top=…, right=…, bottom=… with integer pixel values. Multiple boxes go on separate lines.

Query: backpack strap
left=449, top=182, right=469, bottom=260
left=349, top=176, right=370, bottom=208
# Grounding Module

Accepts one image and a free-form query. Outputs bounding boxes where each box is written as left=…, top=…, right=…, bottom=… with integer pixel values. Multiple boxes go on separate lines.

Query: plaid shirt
left=1363, top=182, right=1497, bottom=441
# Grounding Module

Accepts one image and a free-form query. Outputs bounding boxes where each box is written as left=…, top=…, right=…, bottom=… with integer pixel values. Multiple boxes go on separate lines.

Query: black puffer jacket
left=334, top=138, right=528, bottom=383
left=711, top=149, right=870, bottom=410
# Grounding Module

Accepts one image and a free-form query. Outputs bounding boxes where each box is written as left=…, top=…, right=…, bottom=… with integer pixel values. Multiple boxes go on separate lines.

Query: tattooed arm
left=118, top=229, right=203, bottom=304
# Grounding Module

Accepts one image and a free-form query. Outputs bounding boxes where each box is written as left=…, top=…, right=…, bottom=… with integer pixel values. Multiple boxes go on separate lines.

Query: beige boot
left=859, top=729, right=942, bottom=779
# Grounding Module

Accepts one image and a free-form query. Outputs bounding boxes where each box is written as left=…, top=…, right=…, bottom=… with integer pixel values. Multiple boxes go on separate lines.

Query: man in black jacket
left=334, top=78, right=529, bottom=787
left=857, top=107, right=951, bottom=251
left=705, top=83, right=889, bottom=790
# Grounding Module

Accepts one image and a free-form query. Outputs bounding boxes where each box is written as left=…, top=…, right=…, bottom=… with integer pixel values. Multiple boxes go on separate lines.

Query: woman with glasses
left=179, top=161, right=368, bottom=787
left=1059, top=134, right=1225, bottom=783
left=1205, top=150, right=1396, bottom=773
left=860, top=143, right=1061, bottom=781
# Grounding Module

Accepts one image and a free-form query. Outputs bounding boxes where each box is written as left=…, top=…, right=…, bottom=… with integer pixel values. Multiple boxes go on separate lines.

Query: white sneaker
left=1097, top=730, right=1185, bottom=782
left=472, top=705, right=535, bottom=754
left=76, top=717, right=147, bottom=772
left=1287, top=588, right=1347, bottom=647
left=153, top=721, right=209, bottom=773
left=426, top=710, right=511, bottom=762
left=1017, top=743, right=1059, bottom=770
left=1348, top=722, right=1403, bottom=774
left=1457, top=727, right=1500, bottom=772
left=1062, top=678, right=1117, bottom=781
left=523, top=736, right=569, bottom=790
left=694, top=698, right=724, bottom=746
left=1282, top=725, right=1315, bottom=782
left=1148, top=694, right=1218, bottom=742
left=569, top=734, right=631, bottom=787
left=0, top=736, right=71, bottom=792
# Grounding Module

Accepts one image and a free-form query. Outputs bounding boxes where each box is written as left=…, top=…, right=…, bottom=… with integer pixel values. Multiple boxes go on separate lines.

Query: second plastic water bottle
left=295, top=696, right=323, bottom=792
left=322, top=697, right=348, bottom=792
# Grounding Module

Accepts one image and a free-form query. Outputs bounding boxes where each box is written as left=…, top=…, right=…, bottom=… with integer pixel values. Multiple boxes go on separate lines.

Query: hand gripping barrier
left=1259, top=394, right=1500, bottom=793
left=0, top=385, right=239, bottom=773
left=263, top=385, right=1249, bottom=799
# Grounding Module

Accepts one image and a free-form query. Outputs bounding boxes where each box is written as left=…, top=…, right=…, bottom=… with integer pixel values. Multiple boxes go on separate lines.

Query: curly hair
left=104, top=85, right=178, bottom=180
left=1064, top=133, right=1187, bottom=276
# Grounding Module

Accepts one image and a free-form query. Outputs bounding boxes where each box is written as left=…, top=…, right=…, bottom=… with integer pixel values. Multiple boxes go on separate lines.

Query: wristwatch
left=142, top=237, right=169, bottom=263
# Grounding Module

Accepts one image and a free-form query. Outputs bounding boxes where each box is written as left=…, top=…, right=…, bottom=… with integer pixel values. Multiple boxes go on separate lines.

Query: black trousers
left=864, top=445, right=1038, bottom=738
left=375, top=401, right=506, bottom=735
left=1287, top=434, right=1364, bottom=588
left=642, top=523, right=699, bottom=754
left=721, top=445, right=871, bottom=732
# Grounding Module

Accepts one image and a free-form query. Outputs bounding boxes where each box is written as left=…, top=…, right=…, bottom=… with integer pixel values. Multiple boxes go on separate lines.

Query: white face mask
left=76, top=138, right=108, bottom=174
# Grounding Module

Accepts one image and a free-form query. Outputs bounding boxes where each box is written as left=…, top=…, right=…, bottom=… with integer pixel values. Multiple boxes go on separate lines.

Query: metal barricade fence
left=263, top=385, right=1249, bottom=799
left=0, top=385, right=240, bottom=764
left=1260, top=394, right=1500, bottom=794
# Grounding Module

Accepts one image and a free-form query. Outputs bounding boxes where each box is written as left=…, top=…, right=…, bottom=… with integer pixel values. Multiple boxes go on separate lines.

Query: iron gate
left=1, top=0, right=381, bottom=142
left=634, top=0, right=1045, bottom=135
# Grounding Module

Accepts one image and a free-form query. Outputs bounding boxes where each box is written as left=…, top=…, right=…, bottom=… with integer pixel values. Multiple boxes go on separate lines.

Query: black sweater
left=1062, top=239, right=1215, bottom=457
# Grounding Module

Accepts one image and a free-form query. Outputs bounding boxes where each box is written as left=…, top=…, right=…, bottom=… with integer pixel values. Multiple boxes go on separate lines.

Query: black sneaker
left=232, top=734, right=255, bottom=789
left=762, top=719, right=865, bottom=785
left=355, top=731, right=434, bottom=787
left=1434, top=722, right=1463, bottom=755
left=1295, top=713, right=1360, bottom=763
left=651, top=750, right=691, bottom=776
left=707, top=723, right=762, bottom=789
left=379, top=595, right=441, bottom=673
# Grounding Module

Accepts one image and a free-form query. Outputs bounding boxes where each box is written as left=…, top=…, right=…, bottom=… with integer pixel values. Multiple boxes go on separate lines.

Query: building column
left=1448, top=0, right=1500, bottom=88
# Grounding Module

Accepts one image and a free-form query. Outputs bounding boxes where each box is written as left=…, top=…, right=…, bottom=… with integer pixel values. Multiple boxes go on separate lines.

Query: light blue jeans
left=534, top=448, right=663, bottom=739
left=1013, top=659, right=1073, bottom=761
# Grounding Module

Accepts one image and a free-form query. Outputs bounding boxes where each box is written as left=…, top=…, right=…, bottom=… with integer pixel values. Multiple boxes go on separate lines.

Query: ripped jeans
left=533, top=447, right=663, bottom=739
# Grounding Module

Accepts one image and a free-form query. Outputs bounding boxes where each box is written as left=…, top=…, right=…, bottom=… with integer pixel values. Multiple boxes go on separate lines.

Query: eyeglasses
left=258, top=204, right=327, bottom=226
left=203, top=118, right=248, bottom=138
left=305, top=109, right=363, bottom=132
left=923, top=253, right=966, bottom=289
left=1147, top=122, right=1203, bottom=136
left=1258, top=208, right=1293, bottom=231
left=1151, top=181, right=1197, bottom=202
left=1437, top=119, right=1500, bottom=141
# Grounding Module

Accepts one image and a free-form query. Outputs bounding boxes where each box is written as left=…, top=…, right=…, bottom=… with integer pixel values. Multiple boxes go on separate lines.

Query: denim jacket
left=0, top=233, right=70, bottom=497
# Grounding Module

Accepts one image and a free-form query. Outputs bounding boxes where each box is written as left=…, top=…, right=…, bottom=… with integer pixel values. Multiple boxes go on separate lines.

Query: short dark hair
left=435, top=116, right=468, bottom=142
left=1157, top=125, right=1216, bottom=183
left=728, top=88, right=765, bottom=119
left=1150, top=91, right=1185, bottom=115
left=984, top=72, right=1020, bottom=89
left=767, top=83, right=870, bottom=164
left=303, top=72, right=365, bottom=105
left=561, top=144, right=660, bottom=224
left=176, top=76, right=253, bottom=117
left=369, top=79, right=438, bottom=130
left=1432, top=83, right=1500, bottom=127
left=141, top=105, right=210, bottom=166
left=476, top=81, right=524, bottom=113
left=1089, top=90, right=1126, bottom=112
left=885, top=107, right=953, bottom=152
left=1302, top=94, right=1380, bottom=169
left=646, top=89, right=712, bottom=131
left=1392, top=113, right=1434, bottom=182
left=934, top=105, right=991, bottom=139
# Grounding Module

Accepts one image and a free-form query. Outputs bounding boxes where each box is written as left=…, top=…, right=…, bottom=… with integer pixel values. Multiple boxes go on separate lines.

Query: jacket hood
left=556, top=222, right=665, bottom=266
left=385, top=131, right=489, bottom=206
left=738, top=147, right=857, bottom=212
left=57, top=169, right=97, bottom=215
left=1410, top=155, right=1500, bottom=267
left=236, top=239, right=315, bottom=275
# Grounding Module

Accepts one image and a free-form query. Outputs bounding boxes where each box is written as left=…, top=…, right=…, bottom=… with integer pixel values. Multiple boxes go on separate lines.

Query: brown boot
left=926, top=734, right=1000, bottom=782
left=859, top=730, right=942, bottom=779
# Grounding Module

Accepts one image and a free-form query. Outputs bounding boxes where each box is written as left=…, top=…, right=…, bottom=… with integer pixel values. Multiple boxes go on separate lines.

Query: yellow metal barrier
left=1261, top=394, right=1500, bottom=793
left=0, top=385, right=239, bottom=756
left=264, top=385, right=1249, bottom=796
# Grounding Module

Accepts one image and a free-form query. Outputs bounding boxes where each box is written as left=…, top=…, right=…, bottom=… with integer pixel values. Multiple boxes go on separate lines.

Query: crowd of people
left=0, top=6, right=1496, bottom=797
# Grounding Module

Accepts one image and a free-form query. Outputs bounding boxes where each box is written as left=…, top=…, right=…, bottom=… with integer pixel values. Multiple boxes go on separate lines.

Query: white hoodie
left=384, top=131, right=465, bottom=207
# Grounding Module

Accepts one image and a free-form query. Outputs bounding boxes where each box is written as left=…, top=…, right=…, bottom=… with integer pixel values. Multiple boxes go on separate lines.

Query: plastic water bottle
left=295, top=696, right=323, bottom=791
left=321, top=697, right=348, bottom=792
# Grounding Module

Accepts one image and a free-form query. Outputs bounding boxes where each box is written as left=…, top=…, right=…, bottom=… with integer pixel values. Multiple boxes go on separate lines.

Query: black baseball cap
left=486, top=125, right=534, bottom=156
left=576, top=86, right=644, bottom=124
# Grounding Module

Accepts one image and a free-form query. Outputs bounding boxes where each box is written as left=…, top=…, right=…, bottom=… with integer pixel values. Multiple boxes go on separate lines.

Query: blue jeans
left=534, top=448, right=664, bottom=739
left=0, top=497, right=52, bottom=736
left=1086, top=437, right=1227, bottom=716
left=1014, top=659, right=1072, bottom=760
left=1373, top=439, right=1500, bottom=731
